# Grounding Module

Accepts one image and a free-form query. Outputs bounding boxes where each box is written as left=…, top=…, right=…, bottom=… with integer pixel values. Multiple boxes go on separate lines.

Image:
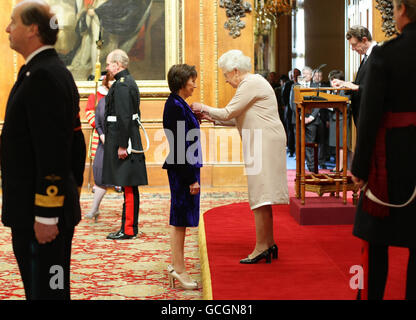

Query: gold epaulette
left=35, top=185, right=64, bottom=208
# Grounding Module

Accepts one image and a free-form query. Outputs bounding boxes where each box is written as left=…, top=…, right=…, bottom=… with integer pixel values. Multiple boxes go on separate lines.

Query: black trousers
left=305, top=123, right=319, bottom=171
left=317, top=121, right=329, bottom=166
left=285, top=107, right=295, bottom=154
left=11, top=226, right=74, bottom=300
left=361, top=243, right=416, bottom=300
left=120, top=186, right=140, bottom=236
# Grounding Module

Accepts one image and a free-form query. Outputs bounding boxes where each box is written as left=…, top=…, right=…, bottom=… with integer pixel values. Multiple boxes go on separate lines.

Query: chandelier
left=255, top=0, right=294, bottom=34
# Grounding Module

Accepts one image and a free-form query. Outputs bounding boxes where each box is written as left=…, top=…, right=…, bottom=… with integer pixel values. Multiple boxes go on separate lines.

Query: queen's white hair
left=218, top=50, right=251, bottom=73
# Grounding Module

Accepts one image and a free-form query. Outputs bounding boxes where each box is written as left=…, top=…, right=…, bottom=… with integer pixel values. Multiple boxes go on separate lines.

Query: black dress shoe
left=106, top=231, right=136, bottom=240
left=240, top=249, right=272, bottom=264
left=269, top=244, right=279, bottom=260
left=107, top=229, right=122, bottom=237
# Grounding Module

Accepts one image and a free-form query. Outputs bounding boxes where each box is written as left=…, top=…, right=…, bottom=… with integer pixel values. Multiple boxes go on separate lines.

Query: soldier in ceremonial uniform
left=1, top=0, right=86, bottom=300
left=351, top=0, right=416, bottom=300
left=103, top=49, right=148, bottom=240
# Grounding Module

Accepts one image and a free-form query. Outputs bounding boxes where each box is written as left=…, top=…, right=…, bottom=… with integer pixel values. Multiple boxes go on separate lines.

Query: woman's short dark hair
left=20, top=2, right=58, bottom=45
left=167, top=64, right=197, bottom=94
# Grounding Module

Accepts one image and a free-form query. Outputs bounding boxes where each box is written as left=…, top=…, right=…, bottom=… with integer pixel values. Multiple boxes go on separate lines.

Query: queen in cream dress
left=191, top=50, right=289, bottom=264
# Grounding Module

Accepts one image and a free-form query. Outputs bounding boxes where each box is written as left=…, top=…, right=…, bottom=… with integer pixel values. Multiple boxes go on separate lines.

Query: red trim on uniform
left=363, top=112, right=416, bottom=217
left=124, top=186, right=135, bottom=235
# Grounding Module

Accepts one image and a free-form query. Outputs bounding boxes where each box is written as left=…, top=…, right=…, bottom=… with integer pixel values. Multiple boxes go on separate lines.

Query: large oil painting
left=45, top=0, right=182, bottom=95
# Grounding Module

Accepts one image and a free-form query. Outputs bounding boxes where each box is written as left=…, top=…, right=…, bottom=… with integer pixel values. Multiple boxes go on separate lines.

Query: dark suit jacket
left=162, top=93, right=203, bottom=186
left=289, top=82, right=320, bottom=126
left=1, top=49, right=86, bottom=229
left=281, top=80, right=293, bottom=107
left=308, top=82, right=322, bottom=125
left=350, top=50, right=372, bottom=124
left=351, top=22, right=416, bottom=247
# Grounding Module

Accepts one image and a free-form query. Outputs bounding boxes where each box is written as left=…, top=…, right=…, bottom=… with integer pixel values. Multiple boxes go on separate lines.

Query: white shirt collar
left=25, top=45, right=54, bottom=65
left=365, top=41, right=377, bottom=57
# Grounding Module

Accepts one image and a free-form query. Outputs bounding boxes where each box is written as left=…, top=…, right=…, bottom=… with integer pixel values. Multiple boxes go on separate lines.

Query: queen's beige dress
left=206, top=73, right=289, bottom=210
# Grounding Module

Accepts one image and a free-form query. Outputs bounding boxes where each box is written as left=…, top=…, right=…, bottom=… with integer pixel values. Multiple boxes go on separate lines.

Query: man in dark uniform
left=1, top=0, right=86, bottom=300
left=351, top=0, right=416, bottom=300
left=103, top=49, right=148, bottom=240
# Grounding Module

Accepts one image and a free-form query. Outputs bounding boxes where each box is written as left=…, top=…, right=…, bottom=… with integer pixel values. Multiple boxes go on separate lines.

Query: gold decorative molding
left=219, top=0, right=252, bottom=38
left=214, top=0, right=219, bottom=108
left=199, top=0, right=205, bottom=103
left=375, top=0, right=399, bottom=38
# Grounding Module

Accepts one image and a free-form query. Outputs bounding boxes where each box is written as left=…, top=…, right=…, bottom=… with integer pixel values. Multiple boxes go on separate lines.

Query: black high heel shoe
left=240, top=249, right=272, bottom=264
left=269, top=244, right=278, bottom=260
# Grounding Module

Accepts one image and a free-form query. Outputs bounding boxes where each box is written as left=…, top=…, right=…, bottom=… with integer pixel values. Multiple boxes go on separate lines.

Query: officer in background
left=351, top=0, right=416, bottom=300
left=1, top=0, right=86, bottom=299
left=103, top=49, right=148, bottom=240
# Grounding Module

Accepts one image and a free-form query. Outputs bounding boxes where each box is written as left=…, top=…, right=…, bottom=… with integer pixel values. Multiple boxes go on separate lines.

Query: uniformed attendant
left=351, top=0, right=416, bottom=300
left=1, top=0, right=86, bottom=300
left=103, top=49, right=148, bottom=240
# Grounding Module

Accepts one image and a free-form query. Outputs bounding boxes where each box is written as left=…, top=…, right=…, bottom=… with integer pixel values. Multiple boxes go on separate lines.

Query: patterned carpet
left=0, top=189, right=248, bottom=300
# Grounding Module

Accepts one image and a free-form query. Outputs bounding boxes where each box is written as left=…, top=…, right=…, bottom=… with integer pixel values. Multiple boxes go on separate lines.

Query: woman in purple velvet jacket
left=163, top=64, right=202, bottom=290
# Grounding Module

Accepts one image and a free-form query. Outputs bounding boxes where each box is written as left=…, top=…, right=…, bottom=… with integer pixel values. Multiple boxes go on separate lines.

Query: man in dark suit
left=332, top=25, right=377, bottom=125
left=103, top=49, right=148, bottom=240
left=286, top=68, right=300, bottom=157
left=313, top=69, right=330, bottom=169
left=1, top=0, right=86, bottom=300
left=351, top=0, right=416, bottom=300
left=279, top=74, right=291, bottom=142
left=300, top=67, right=321, bottom=172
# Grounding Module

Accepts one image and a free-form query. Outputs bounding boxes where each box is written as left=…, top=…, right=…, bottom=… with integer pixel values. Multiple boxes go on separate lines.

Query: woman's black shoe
left=269, top=244, right=278, bottom=260
left=240, top=249, right=272, bottom=264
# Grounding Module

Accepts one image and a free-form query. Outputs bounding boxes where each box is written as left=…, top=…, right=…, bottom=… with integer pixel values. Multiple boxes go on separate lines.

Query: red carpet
left=201, top=202, right=409, bottom=300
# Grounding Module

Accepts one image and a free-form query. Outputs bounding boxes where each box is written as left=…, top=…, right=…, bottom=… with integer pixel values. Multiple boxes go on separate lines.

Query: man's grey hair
left=218, top=49, right=251, bottom=73
left=108, top=49, right=129, bottom=68
left=346, top=25, right=372, bottom=42
left=302, top=66, right=313, bottom=74
left=16, top=0, right=58, bottom=45
left=394, top=0, right=416, bottom=22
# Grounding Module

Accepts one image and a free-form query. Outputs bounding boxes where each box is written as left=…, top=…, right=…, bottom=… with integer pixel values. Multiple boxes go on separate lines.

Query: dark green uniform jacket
left=103, top=69, right=148, bottom=186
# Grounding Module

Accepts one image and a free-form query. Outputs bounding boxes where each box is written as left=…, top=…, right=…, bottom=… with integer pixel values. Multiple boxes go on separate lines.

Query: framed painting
left=46, top=0, right=183, bottom=98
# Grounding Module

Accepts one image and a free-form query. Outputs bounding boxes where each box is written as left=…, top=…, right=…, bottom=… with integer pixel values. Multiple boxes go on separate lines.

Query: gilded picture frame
left=45, top=0, right=183, bottom=99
